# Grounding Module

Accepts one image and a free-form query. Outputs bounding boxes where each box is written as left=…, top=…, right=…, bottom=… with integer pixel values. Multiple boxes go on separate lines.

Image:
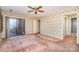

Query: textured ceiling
left=0, top=6, right=76, bottom=19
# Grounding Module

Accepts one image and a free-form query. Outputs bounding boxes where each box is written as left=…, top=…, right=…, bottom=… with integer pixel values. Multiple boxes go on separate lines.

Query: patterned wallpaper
left=40, top=7, right=78, bottom=40
left=40, top=13, right=63, bottom=39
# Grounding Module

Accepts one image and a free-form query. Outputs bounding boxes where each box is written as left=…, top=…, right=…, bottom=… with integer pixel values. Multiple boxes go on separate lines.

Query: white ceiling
left=0, top=6, right=76, bottom=19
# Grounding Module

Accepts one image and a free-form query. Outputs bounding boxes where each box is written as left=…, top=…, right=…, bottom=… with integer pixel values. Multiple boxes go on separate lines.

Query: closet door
left=6, top=17, right=25, bottom=38
left=71, top=18, right=77, bottom=34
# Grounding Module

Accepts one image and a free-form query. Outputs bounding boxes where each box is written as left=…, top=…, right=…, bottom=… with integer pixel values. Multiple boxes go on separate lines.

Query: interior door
left=71, top=18, right=77, bottom=35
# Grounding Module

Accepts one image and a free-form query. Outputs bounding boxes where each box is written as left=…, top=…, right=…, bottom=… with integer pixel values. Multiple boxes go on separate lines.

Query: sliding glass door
left=6, top=17, right=25, bottom=38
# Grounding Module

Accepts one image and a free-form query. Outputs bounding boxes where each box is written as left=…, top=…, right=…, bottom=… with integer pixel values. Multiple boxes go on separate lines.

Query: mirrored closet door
left=6, top=17, right=25, bottom=38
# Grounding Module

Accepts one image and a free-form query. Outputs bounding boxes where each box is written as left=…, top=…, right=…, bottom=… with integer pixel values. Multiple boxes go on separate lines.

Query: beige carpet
left=0, top=34, right=78, bottom=52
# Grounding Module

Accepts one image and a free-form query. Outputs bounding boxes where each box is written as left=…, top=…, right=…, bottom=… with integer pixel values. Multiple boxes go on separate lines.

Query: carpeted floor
left=0, top=34, right=78, bottom=52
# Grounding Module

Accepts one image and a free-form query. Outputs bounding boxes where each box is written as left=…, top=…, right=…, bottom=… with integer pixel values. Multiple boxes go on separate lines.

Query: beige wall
left=32, top=20, right=38, bottom=33
left=32, top=20, right=40, bottom=33
left=25, top=19, right=33, bottom=34
left=40, top=13, right=64, bottom=39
